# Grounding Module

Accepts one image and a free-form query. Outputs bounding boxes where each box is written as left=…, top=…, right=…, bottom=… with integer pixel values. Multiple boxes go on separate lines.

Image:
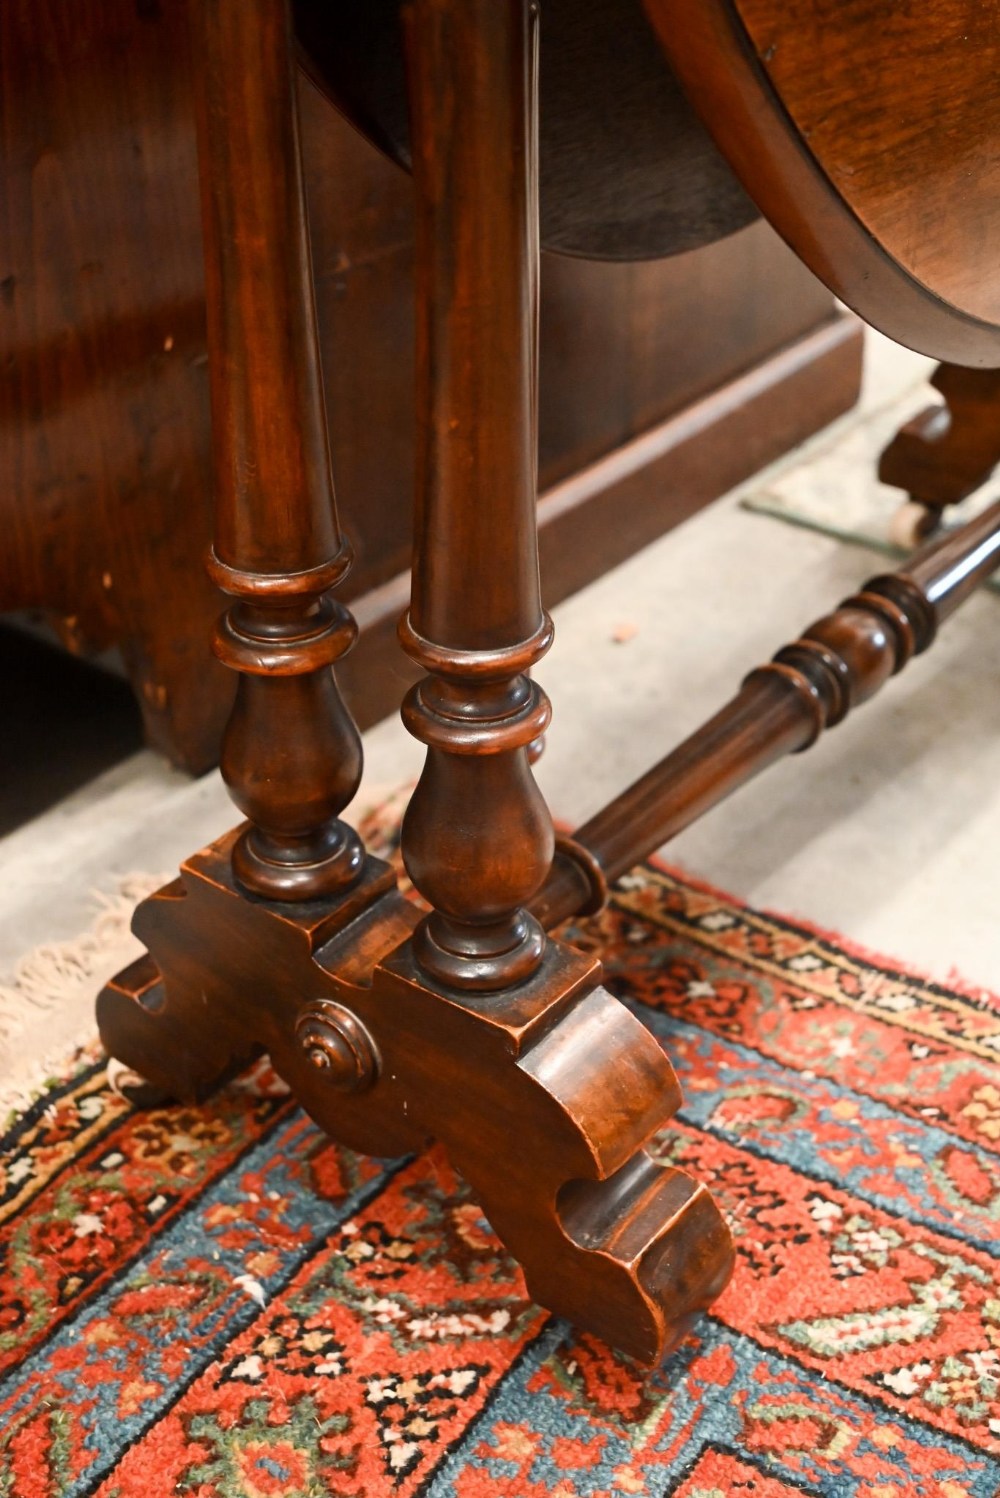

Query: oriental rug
left=2, top=817, right=1000, bottom=1496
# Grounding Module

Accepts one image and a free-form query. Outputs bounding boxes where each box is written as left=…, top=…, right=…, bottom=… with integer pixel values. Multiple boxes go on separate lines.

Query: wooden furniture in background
left=0, top=0, right=861, bottom=773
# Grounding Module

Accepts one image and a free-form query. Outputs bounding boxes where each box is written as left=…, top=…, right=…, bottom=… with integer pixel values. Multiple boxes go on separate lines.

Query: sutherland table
left=98, top=0, right=1000, bottom=1363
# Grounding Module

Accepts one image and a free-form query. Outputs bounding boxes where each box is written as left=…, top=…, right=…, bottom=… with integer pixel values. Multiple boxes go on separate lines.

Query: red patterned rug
left=3, top=825, right=1000, bottom=1496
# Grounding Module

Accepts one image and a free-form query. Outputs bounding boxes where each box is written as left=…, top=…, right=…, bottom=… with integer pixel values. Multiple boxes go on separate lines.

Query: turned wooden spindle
left=195, top=0, right=364, bottom=901
left=534, top=497, right=1000, bottom=927
left=397, top=0, right=554, bottom=991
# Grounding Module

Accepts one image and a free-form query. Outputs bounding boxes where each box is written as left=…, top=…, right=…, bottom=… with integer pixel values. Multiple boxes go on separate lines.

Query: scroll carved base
left=879, top=364, right=1000, bottom=515
left=98, top=831, right=734, bottom=1365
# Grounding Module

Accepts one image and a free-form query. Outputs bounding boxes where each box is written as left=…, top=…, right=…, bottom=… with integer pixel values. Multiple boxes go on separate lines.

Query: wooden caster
left=887, top=498, right=944, bottom=549
left=105, top=1055, right=173, bottom=1109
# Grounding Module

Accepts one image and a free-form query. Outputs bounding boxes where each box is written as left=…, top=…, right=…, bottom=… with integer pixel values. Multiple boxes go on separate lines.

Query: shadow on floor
left=0, top=624, right=144, bottom=837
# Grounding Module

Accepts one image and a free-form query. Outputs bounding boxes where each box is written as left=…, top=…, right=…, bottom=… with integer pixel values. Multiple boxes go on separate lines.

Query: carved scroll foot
left=368, top=942, right=735, bottom=1364
left=98, top=838, right=733, bottom=1364
left=879, top=364, right=1000, bottom=538
left=96, top=830, right=405, bottom=1128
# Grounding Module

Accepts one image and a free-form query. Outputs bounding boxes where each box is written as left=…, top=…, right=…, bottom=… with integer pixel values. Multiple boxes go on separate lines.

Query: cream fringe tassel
left=0, top=874, right=165, bottom=1123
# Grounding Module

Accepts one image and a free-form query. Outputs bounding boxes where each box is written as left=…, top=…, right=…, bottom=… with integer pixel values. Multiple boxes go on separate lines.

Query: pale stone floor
left=3, top=328, right=999, bottom=1096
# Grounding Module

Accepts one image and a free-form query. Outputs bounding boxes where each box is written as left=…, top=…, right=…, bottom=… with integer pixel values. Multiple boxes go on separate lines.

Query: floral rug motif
left=2, top=839, right=1000, bottom=1496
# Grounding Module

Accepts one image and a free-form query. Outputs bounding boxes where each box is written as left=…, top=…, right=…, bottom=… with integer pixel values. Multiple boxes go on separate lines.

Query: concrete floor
left=3, top=328, right=999, bottom=1094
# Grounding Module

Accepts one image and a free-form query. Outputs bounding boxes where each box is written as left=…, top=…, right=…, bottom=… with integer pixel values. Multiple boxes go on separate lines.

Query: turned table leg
left=98, top=0, right=734, bottom=1364
left=196, top=0, right=364, bottom=902
left=376, top=0, right=734, bottom=1361
left=98, top=0, right=381, bottom=1098
left=397, top=0, right=552, bottom=993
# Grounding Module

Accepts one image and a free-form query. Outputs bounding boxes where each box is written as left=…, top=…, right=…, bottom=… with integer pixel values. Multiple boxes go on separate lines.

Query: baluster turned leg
left=397, top=0, right=552, bottom=991
left=97, top=0, right=382, bottom=1099
left=366, top=0, right=734, bottom=1362
left=197, top=0, right=363, bottom=901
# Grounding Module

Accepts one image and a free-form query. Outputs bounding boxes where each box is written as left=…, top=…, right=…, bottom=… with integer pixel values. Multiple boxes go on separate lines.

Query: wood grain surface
left=734, top=0, right=1000, bottom=325
left=646, top=0, right=1000, bottom=365
left=1, top=0, right=854, bottom=771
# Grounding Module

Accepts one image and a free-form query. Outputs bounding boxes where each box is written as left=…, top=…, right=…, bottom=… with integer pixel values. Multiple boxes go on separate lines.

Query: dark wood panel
left=0, top=0, right=859, bottom=774
left=0, top=0, right=220, bottom=767
left=536, top=220, right=839, bottom=487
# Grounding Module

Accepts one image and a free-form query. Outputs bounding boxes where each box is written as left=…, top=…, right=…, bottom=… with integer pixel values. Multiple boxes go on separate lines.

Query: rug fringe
left=0, top=789, right=416, bottom=1128
left=0, top=874, right=165, bottom=1123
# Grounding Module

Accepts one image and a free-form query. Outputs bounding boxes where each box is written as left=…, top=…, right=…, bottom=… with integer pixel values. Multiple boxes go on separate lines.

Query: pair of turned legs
left=98, top=0, right=734, bottom=1365
left=99, top=0, right=1000, bottom=1365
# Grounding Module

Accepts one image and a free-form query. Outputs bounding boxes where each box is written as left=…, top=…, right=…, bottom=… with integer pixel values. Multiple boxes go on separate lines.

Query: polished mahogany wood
left=880, top=365, right=1000, bottom=523
left=193, top=0, right=364, bottom=900
left=645, top=0, right=1000, bottom=365
left=534, top=497, right=1000, bottom=929
left=91, top=0, right=1000, bottom=1370
left=396, top=0, right=554, bottom=991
